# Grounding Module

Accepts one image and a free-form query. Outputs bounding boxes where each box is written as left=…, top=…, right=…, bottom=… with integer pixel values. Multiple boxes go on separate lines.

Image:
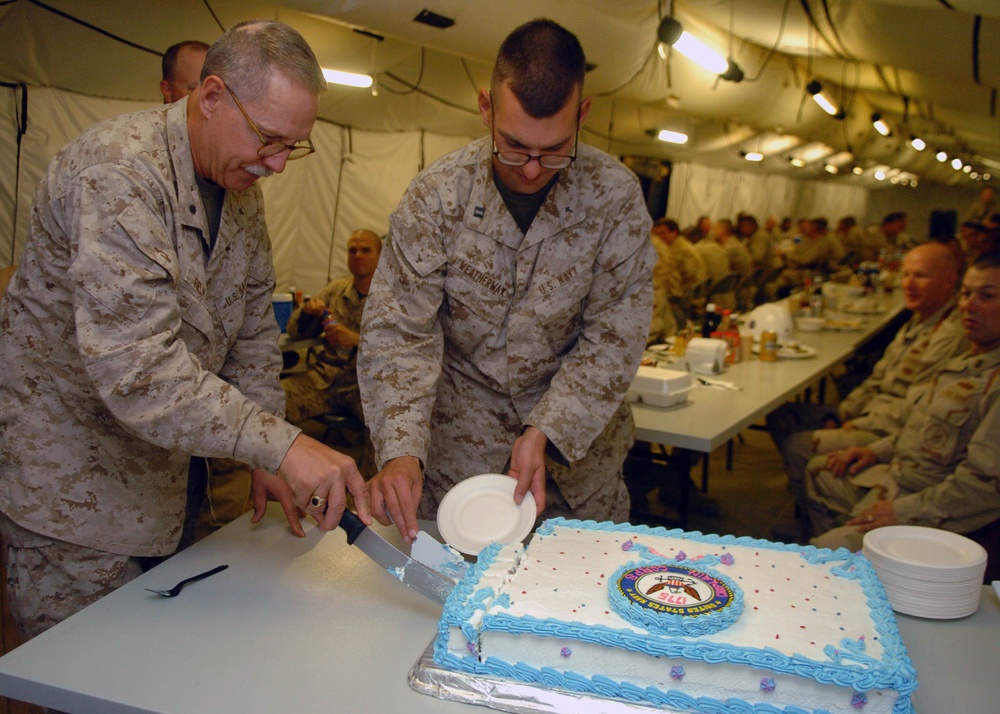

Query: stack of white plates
left=863, top=526, right=987, bottom=619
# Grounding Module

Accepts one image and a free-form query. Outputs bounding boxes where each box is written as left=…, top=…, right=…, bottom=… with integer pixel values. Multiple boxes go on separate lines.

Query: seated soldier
left=283, top=229, right=381, bottom=475
left=767, top=242, right=968, bottom=544
left=805, top=252, right=1000, bottom=552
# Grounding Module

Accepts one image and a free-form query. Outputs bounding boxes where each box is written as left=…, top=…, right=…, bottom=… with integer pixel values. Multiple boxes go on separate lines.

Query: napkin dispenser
left=683, top=337, right=728, bottom=375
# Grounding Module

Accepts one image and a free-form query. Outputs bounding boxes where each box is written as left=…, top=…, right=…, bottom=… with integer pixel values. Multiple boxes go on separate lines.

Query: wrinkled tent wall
left=1, top=87, right=877, bottom=287
left=0, top=86, right=17, bottom=266
left=667, top=162, right=870, bottom=230
left=0, top=85, right=478, bottom=296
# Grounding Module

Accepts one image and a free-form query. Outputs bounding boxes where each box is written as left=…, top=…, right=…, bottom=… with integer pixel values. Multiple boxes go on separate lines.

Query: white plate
left=864, top=526, right=987, bottom=570
left=436, top=474, right=536, bottom=555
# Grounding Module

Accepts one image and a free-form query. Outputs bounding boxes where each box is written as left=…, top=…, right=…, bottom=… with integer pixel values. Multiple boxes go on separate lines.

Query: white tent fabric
left=667, top=162, right=868, bottom=230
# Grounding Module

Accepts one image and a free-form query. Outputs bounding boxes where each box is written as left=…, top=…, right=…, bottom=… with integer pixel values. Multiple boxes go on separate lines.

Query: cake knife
left=339, top=510, right=456, bottom=605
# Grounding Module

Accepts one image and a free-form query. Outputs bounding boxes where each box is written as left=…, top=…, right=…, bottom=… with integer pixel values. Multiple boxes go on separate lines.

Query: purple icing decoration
left=466, top=642, right=476, bottom=654
left=675, top=550, right=687, bottom=561
left=560, top=647, right=572, bottom=658
left=851, top=692, right=868, bottom=709
left=621, top=540, right=634, bottom=552
left=720, top=552, right=735, bottom=566
left=670, top=665, right=686, bottom=680
left=759, top=677, right=776, bottom=693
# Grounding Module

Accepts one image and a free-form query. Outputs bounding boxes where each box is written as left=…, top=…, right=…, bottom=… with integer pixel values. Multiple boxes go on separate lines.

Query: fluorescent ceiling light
left=806, top=81, right=840, bottom=117
left=871, top=113, right=891, bottom=136
left=322, top=68, right=373, bottom=88
left=909, top=136, right=926, bottom=151
left=811, top=92, right=838, bottom=116
left=668, top=31, right=728, bottom=75
left=797, top=142, right=835, bottom=163
left=825, top=151, right=854, bottom=166
left=742, top=151, right=764, bottom=162
left=657, top=129, right=689, bottom=144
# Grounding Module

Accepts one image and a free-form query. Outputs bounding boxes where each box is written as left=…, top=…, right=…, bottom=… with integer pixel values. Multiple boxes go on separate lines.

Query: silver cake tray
left=408, top=641, right=689, bottom=714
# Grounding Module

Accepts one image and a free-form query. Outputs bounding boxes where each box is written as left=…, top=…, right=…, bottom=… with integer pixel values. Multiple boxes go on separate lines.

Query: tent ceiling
left=1, top=0, right=998, bottom=188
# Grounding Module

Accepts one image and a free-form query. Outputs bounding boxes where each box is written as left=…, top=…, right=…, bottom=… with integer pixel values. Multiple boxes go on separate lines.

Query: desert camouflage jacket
left=0, top=100, right=298, bottom=555
left=359, top=138, right=654, bottom=506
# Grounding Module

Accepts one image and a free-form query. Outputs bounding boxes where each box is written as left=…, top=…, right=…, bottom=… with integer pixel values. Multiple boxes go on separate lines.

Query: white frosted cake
left=434, top=518, right=916, bottom=714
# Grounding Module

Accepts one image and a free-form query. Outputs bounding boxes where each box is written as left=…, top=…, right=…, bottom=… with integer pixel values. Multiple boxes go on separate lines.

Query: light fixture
left=741, top=151, right=764, bottom=162
left=936, top=150, right=948, bottom=162
left=852, top=165, right=864, bottom=175
left=806, top=80, right=842, bottom=118
left=656, top=129, right=689, bottom=144
left=322, top=68, right=373, bottom=88
left=909, top=136, right=926, bottom=151
left=789, top=157, right=805, bottom=168
left=874, top=169, right=887, bottom=181
left=963, top=164, right=972, bottom=174
left=951, top=157, right=963, bottom=170
left=656, top=17, right=743, bottom=81
left=824, top=164, right=839, bottom=174
left=871, top=113, right=891, bottom=136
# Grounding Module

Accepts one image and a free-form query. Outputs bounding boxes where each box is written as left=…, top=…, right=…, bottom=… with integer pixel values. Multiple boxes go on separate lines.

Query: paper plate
left=436, top=474, right=536, bottom=555
left=864, top=526, right=986, bottom=570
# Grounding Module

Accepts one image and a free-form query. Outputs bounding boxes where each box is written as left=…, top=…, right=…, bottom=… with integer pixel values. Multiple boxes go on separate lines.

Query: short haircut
left=202, top=20, right=326, bottom=102
left=883, top=211, right=906, bottom=226
left=812, top=217, right=829, bottom=231
left=162, top=40, right=209, bottom=82
left=653, top=217, right=679, bottom=232
left=970, top=250, right=1000, bottom=271
left=491, top=19, right=585, bottom=118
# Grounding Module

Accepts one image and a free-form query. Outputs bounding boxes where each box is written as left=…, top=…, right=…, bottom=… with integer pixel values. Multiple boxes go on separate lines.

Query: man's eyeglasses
left=490, top=95, right=578, bottom=170
left=224, top=83, right=315, bottom=161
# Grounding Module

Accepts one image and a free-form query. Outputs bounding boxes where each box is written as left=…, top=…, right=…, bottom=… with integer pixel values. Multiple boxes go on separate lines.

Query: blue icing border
left=435, top=518, right=917, bottom=714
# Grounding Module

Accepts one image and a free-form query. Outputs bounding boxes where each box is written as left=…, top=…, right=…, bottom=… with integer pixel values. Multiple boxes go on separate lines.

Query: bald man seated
left=767, top=242, right=969, bottom=542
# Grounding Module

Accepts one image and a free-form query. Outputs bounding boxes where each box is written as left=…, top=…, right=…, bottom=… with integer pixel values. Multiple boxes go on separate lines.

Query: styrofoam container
left=796, top=316, right=825, bottom=332
left=627, top=366, right=694, bottom=407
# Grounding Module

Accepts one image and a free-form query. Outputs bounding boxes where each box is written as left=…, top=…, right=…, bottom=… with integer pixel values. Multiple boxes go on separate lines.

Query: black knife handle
left=339, top=509, right=366, bottom=545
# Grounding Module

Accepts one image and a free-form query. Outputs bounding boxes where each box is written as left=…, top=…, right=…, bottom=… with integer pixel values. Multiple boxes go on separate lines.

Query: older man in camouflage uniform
left=0, top=21, right=370, bottom=640
left=807, top=253, right=1000, bottom=551
left=359, top=20, right=654, bottom=544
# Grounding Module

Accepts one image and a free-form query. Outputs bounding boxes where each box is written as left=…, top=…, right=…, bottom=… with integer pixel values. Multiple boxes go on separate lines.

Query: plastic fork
left=145, top=564, right=229, bottom=597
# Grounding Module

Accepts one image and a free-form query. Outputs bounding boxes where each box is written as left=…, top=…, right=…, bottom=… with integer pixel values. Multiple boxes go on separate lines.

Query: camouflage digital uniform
left=359, top=138, right=654, bottom=523
left=283, top=275, right=367, bottom=424
left=772, top=303, right=968, bottom=506
left=648, top=234, right=678, bottom=343
left=808, top=346, right=1000, bottom=549
left=669, top=234, right=709, bottom=297
left=0, top=101, right=299, bottom=633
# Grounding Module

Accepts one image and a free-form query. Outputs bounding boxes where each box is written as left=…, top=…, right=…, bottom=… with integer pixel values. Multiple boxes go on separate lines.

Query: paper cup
left=272, top=292, right=293, bottom=333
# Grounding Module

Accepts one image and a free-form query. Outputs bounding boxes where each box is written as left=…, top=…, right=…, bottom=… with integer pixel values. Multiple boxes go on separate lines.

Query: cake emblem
left=611, top=563, right=743, bottom=636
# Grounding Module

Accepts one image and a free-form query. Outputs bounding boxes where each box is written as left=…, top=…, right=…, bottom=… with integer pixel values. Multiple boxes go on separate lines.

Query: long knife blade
left=339, top=510, right=456, bottom=605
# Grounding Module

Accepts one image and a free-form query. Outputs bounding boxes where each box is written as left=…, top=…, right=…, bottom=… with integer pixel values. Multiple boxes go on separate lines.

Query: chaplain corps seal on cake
left=611, top=559, right=743, bottom=636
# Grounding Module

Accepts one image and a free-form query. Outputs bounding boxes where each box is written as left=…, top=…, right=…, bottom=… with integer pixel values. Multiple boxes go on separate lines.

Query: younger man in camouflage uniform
left=359, top=19, right=655, bottom=544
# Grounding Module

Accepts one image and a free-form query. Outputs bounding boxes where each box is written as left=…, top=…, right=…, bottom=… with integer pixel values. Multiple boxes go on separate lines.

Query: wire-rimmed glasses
left=224, top=82, right=315, bottom=160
